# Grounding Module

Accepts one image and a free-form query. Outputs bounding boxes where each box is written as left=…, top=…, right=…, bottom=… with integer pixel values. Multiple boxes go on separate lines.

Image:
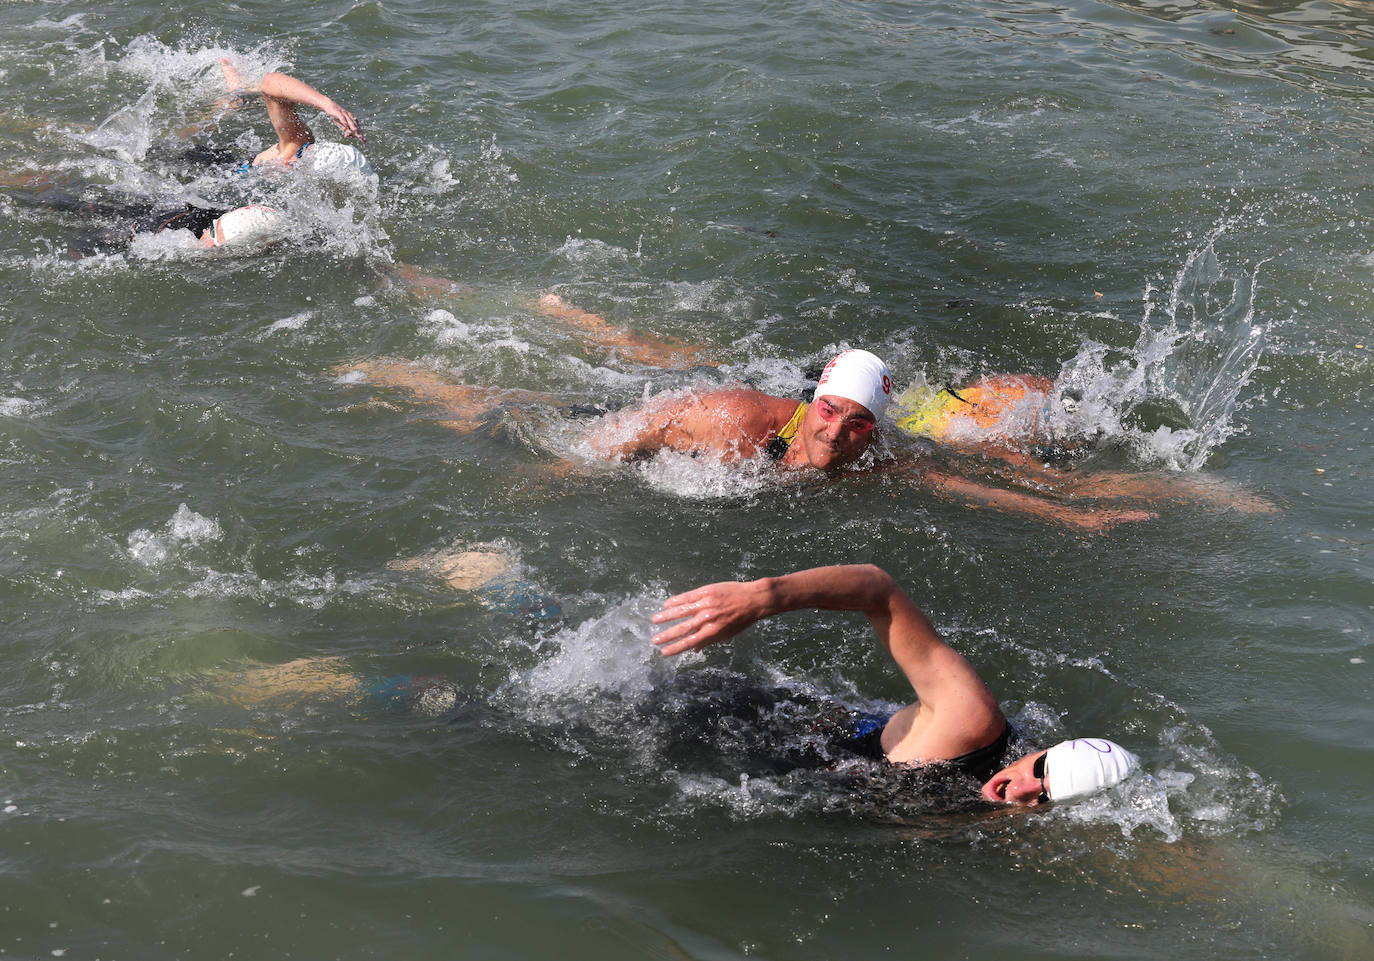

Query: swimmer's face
left=981, top=749, right=1051, bottom=806
left=797, top=395, right=876, bottom=470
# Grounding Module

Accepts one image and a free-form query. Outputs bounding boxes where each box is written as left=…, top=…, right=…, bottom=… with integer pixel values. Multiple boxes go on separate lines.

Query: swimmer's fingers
left=325, top=104, right=365, bottom=141
left=218, top=57, right=253, bottom=94
left=650, top=610, right=720, bottom=657
left=651, top=585, right=712, bottom=624
left=651, top=581, right=766, bottom=656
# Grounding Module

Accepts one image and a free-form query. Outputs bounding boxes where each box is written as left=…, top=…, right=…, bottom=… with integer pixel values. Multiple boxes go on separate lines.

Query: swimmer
left=0, top=60, right=357, bottom=257
left=216, top=563, right=1138, bottom=808
left=340, top=347, right=891, bottom=471
left=652, top=563, right=1140, bottom=806
left=0, top=176, right=287, bottom=255
left=338, top=348, right=1154, bottom=531
left=485, top=299, right=1273, bottom=522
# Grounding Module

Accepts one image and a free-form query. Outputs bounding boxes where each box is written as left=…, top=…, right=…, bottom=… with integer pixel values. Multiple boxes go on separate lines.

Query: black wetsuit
left=4, top=183, right=226, bottom=255
left=126, top=203, right=226, bottom=238
left=361, top=666, right=1017, bottom=812
left=639, top=669, right=1013, bottom=780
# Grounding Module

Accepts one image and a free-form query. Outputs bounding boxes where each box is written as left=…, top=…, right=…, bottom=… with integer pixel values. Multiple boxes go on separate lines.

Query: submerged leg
left=333, top=359, right=557, bottom=433
left=221, top=656, right=362, bottom=708
left=534, top=293, right=713, bottom=369
left=218, top=656, right=463, bottom=716
left=390, top=545, right=561, bottom=620
left=390, top=263, right=471, bottom=300
left=389, top=547, right=513, bottom=591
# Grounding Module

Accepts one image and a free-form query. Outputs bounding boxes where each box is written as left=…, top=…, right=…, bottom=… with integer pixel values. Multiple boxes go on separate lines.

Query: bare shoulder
left=619, top=387, right=795, bottom=459
left=695, top=387, right=796, bottom=426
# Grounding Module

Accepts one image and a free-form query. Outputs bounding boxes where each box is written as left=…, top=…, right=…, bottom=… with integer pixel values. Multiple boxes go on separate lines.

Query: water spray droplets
left=1050, top=226, right=1266, bottom=470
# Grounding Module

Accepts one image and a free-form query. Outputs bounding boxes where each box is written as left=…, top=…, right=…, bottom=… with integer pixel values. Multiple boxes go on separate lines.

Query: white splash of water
left=520, top=596, right=668, bottom=702
left=630, top=449, right=774, bottom=500
left=126, top=504, right=223, bottom=567
left=259, top=310, right=314, bottom=338
left=124, top=228, right=209, bottom=260
left=553, top=236, right=635, bottom=267
left=83, top=38, right=285, bottom=163
left=0, top=397, right=40, bottom=418
left=1049, top=225, right=1266, bottom=470
left=561, top=385, right=777, bottom=500
left=419, top=308, right=473, bottom=346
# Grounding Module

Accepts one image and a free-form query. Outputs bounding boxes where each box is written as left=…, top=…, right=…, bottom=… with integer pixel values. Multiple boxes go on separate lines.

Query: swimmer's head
left=302, top=142, right=377, bottom=183
left=980, top=737, right=1138, bottom=806
left=815, top=349, right=892, bottom=420
left=208, top=204, right=287, bottom=248
left=1043, top=738, right=1139, bottom=801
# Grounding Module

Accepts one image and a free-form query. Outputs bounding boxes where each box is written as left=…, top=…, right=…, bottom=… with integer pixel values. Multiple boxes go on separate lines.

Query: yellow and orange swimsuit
left=892, top=374, right=1054, bottom=441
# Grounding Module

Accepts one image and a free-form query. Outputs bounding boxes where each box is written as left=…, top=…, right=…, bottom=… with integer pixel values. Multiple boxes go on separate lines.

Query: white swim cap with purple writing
left=1044, top=738, right=1139, bottom=802
left=303, top=142, right=377, bottom=183
left=815, top=349, right=892, bottom=419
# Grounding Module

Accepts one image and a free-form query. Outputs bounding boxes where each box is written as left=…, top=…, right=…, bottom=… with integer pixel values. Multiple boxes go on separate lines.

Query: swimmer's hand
left=319, top=99, right=364, bottom=142
left=651, top=579, right=772, bottom=656
left=218, top=57, right=254, bottom=95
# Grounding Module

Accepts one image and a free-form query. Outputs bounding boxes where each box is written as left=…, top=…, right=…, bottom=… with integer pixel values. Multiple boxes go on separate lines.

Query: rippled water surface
left=0, top=1, right=1370, bottom=959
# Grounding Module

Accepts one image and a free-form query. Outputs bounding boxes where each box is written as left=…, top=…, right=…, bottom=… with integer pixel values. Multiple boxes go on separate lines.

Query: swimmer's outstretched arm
left=372, top=277, right=706, bottom=370
left=915, top=466, right=1157, bottom=533
left=258, top=70, right=364, bottom=141
left=961, top=449, right=1277, bottom=515
left=651, top=564, right=1005, bottom=759
left=652, top=564, right=930, bottom=656
left=1055, top=469, right=1278, bottom=514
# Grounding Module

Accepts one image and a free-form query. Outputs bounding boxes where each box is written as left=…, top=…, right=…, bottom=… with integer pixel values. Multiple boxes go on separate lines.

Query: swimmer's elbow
left=855, top=563, right=894, bottom=585
left=850, top=564, right=899, bottom=604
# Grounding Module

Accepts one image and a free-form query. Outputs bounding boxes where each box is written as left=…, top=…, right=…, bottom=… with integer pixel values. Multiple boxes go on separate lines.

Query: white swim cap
left=302, top=142, right=377, bottom=181
left=815, top=349, right=892, bottom=419
left=1044, top=738, right=1139, bottom=802
left=210, top=205, right=287, bottom=247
